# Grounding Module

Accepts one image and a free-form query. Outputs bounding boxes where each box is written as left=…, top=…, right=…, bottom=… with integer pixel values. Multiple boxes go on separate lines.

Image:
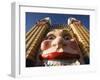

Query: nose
left=51, top=37, right=65, bottom=48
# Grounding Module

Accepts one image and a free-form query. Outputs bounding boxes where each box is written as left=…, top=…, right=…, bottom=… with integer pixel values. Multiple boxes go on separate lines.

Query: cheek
left=68, top=39, right=80, bottom=50
left=40, top=40, right=51, bottom=50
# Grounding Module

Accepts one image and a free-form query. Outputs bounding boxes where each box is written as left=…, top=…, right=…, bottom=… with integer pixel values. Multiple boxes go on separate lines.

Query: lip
left=48, top=52, right=64, bottom=54
left=40, top=52, right=80, bottom=60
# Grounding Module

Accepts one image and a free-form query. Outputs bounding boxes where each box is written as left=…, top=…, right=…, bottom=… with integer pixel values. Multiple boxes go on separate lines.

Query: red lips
left=39, top=52, right=80, bottom=60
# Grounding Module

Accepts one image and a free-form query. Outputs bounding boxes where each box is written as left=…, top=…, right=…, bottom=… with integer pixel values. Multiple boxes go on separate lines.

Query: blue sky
left=26, top=12, right=89, bottom=32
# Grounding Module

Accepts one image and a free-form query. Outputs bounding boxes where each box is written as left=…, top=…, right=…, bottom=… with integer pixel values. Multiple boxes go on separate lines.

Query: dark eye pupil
left=64, top=36, right=70, bottom=40
left=46, top=35, right=55, bottom=40
left=48, top=36, right=54, bottom=39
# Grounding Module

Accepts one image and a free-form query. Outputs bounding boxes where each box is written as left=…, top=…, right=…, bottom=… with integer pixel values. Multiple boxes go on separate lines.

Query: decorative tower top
left=68, top=17, right=78, bottom=25
left=40, top=17, right=51, bottom=25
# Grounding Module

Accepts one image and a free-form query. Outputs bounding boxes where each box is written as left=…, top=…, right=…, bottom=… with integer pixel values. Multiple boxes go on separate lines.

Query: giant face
left=40, top=29, right=83, bottom=66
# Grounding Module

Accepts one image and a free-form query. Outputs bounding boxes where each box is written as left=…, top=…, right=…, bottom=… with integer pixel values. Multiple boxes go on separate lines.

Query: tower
left=67, top=18, right=89, bottom=64
left=26, top=17, right=51, bottom=66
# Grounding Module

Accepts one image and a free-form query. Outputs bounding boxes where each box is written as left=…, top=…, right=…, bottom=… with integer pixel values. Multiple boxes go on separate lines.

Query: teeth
left=75, top=60, right=80, bottom=65
left=47, top=60, right=60, bottom=66
left=43, top=60, right=80, bottom=66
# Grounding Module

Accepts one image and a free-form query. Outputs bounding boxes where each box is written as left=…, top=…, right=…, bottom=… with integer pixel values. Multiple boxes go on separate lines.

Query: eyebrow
left=47, top=31, right=70, bottom=37
left=46, top=32, right=55, bottom=37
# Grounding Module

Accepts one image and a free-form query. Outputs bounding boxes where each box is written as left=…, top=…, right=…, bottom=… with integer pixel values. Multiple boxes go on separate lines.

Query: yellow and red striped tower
left=67, top=18, right=89, bottom=64
left=26, top=17, right=51, bottom=66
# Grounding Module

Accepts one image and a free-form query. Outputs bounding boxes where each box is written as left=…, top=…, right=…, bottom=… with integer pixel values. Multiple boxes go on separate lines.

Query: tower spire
left=68, top=17, right=77, bottom=25
left=40, top=17, right=51, bottom=25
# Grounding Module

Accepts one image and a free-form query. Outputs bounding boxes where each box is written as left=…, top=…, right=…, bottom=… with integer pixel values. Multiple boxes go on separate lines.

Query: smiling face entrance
left=26, top=16, right=89, bottom=67
left=40, top=29, right=84, bottom=66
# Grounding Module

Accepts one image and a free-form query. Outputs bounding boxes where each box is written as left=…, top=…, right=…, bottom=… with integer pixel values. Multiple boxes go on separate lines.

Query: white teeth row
left=43, top=60, right=80, bottom=66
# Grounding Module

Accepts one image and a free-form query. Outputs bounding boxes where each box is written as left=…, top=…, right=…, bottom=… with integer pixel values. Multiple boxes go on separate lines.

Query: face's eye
left=63, top=35, right=71, bottom=40
left=46, top=34, right=56, bottom=40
